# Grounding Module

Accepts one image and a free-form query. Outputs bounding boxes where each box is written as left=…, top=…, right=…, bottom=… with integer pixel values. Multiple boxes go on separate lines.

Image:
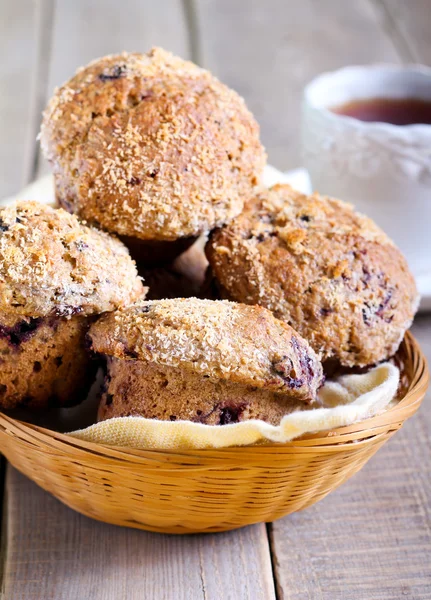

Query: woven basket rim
left=0, top=331, right=428, bottom=458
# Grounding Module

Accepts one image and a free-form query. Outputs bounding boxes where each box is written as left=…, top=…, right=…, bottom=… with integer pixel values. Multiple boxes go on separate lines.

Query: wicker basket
left=0, top=332, right=428, bottom=534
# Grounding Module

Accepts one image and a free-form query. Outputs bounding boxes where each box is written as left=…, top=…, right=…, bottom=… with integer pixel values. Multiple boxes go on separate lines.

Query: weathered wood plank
left=3, top=4, right=275, bottom=599
left=270, top=315, right=431, bottom=600
left=36, top=0, right=192, bottom=177
left=2, top=468, right=275, bottom=600
left=0, top=455, right=5, bottom=589
left=377, top=0, right=431, bottom=63
left=193, top=0, right=401, bottom=170
left=4, top=3, right=431, bottom=599
left=0, top=0, right=45, bottom=197
left=0, top=2, right=52, bottom=595
left=47, top=0, right=191, bottom=90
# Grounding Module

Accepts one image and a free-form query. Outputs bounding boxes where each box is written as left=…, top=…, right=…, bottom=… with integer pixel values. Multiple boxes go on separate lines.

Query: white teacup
left=302, top=64, right=431, bottom=303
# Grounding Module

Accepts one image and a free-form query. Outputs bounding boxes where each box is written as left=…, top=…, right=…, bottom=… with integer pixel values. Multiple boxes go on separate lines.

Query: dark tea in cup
left=302, top=64, right=431, bottom=301
left=331, top=97, right=431, bottom=125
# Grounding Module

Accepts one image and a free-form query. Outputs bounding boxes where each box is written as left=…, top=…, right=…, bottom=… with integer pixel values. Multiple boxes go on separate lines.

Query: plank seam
left=369, top=0, right=418, bottom=62
left=181, top=0, right=203, bottom=65
left=266, top=522, right=281, bottom=600
left=0, top=458, right=7, bottom=599
left=29, top=0, right=56, bottom=182
left=198, top=545, right=208, bottom=600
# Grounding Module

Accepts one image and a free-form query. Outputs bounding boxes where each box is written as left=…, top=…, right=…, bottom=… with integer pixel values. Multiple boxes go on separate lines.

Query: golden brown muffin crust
left=0, top=201, right=144, bottom=317
left=0, top=313, right=96, bottom=410
left=40, top=47, right=266, bottom=241
left=206, top=184, right=419, bottom=367
left=89, top=298, right=324, bottom=404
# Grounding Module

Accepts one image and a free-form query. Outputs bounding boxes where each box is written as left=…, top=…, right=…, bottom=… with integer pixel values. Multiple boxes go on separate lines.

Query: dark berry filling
left=270, top=337, right=318, bottom=391
left=124, top=347, right=139, bottom=359
left=193, top=402, right=247, bottom=425
left=193, top=405, right=219, bottom=424
left=58, top=198, right=74, bottom=213
left=362, top=306, right=371, bottom=326
left=75, top=240, right=89, bottom=251
left=105, top=393, right=114, bottom=407
left=272, top=354, right=304, bottom=389
left=256, top=231, right=277, bottom=242
left=0, top=317, right=43, bottom=347
left=54, top=306, right=84, bottom=318
left=259, top=213, right=274, bottom=224
left=99, top=64, right=127, bottom=81
left=376, top=290, right=393, bottom=318
left=292, top=336, right=315, bottom=384
left=361, top=265, right=372, bottom=286
left=362, top=290, right=394, bottom=325
left=218, top=404, right=247, bottom=425
left=33, top=361, right=42, bottom=373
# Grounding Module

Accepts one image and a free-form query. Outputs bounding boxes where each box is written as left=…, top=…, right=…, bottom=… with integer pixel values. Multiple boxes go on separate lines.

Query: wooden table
left=0, top=2, right=430, bottom=598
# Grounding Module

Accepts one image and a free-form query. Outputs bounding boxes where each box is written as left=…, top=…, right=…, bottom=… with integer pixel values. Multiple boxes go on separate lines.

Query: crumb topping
left=0, top=201, right=145, bottom=317
left=89, top=298, right=324, bottom=403
left=206, top=184, right=419, bottom=367
left=40, top=47, right=266, bottom=240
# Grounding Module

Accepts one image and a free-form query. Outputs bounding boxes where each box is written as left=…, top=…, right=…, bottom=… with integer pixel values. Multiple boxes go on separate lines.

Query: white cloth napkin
left=69, top=363, right=399, bottom=450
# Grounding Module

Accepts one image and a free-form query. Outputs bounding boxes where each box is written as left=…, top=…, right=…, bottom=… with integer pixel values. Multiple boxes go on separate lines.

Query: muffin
left=40, top=47, right=266, bottom=265
left=141, top=266, right=196, bottom=300
left=0, top=201, right=145, bottom=410
left=206, top=184, right=419, bottom=367
left=88, top=298, right=324, bottom=425
left=142, top=237, right=208, bottom=299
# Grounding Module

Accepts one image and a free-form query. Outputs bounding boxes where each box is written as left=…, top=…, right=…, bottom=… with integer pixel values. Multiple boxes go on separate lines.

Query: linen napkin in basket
left=2, top=168, right=400, bottom=450
left=68, top=363, right=399, bottom=450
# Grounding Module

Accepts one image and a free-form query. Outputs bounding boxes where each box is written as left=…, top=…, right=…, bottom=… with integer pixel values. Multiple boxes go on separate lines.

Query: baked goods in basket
left=40, top=47, right=266, bottom=265
left=88, top=298, right=324, bottom=425
left=206, top=184, right=419, bottom=367
left=142, top=237, right=208, bottom=299
left=0, top=201, right=144, bottom=409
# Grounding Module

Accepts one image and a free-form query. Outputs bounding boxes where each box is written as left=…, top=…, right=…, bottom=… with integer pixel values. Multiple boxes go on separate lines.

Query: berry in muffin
left=206, top=184, right=419, bottom=367
left=88, top=298, right=324, bottom=425
left=0, top=201, right=145, bottom=410
left=40, top=47, right=266, bottom=265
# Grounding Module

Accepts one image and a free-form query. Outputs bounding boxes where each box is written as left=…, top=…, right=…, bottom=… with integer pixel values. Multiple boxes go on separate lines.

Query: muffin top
left=89, top=298, right=324, bottom=404
left=0, top=201, right=145, bottom=317
left=206, top=184, right=419, bottom=367
left=40, top=47, right=266, bottom=241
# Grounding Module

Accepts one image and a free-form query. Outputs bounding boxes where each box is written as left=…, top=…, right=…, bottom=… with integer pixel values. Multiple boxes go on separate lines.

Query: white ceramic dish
left=302, top=64, right=431, bottom=309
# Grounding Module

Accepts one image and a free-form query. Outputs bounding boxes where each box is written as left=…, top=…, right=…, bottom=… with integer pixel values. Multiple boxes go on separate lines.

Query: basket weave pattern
left=0, top=333, right=428, bottom=534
